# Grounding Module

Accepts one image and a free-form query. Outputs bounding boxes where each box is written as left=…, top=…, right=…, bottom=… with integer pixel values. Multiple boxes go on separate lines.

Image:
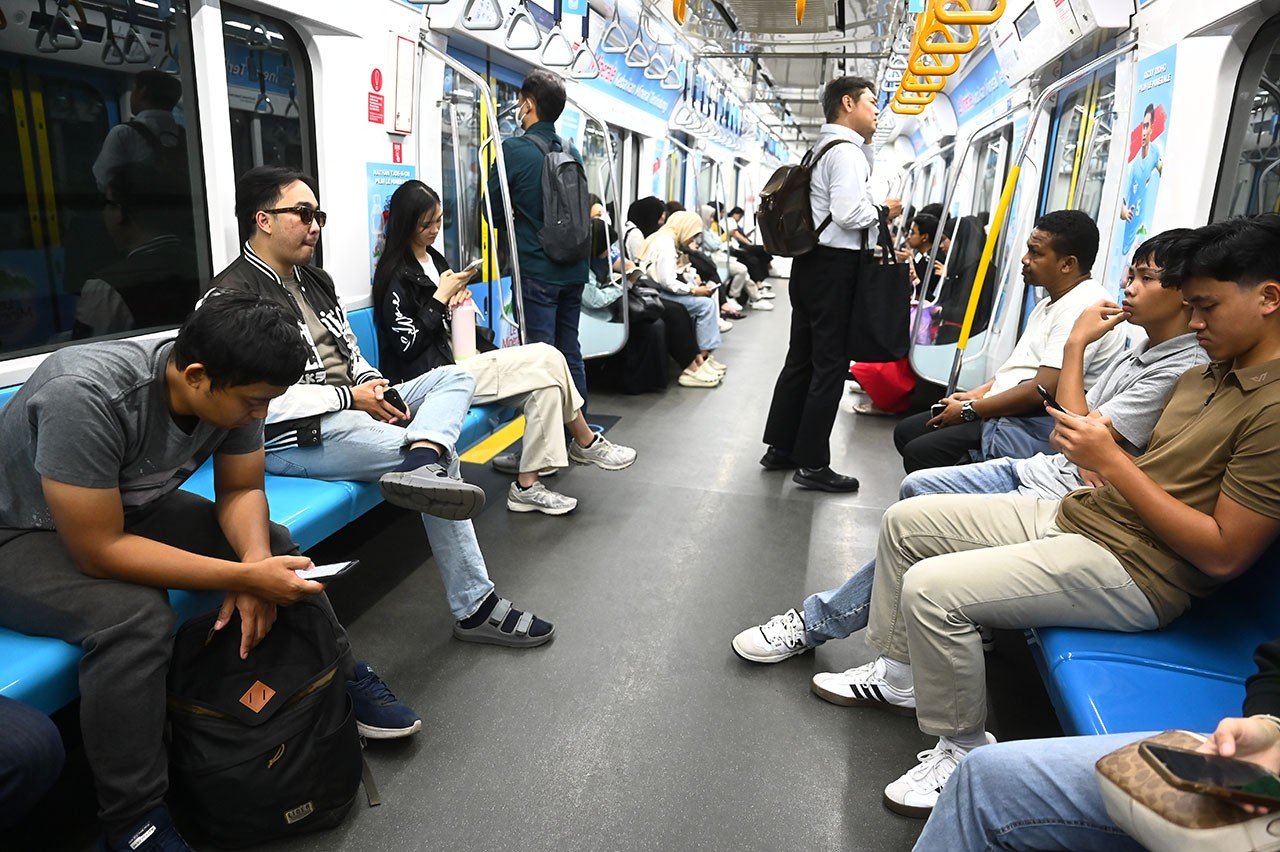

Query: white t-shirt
left=987, top=278, right=1127, bottom=396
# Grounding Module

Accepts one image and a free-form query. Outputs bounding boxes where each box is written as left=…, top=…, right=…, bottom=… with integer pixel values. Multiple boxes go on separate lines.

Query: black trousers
left=0, top=491, right=353, bottom=836
left=763, top=246, right=860, bottom=469
left=733, top=246, right=771, bottom=283
left=893, top=410, right=984, bottom=473
left=658, top=297, right=700, bottom=368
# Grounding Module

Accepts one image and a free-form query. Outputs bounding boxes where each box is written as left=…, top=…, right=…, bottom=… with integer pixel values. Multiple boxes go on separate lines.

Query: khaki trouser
left=864, top=493, right=1159, bottom=738
left=460, top=342, right=584, bottom=473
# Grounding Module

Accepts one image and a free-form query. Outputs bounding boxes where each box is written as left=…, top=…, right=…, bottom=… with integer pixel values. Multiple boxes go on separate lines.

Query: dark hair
left=520, top=70, right=566, bottom=123
left=235, top=165, right=318, bottom=243
left=822, top=75, right=875, bottom=123
left=919, top=203, right=943, bottom=220
left=1143, top=103, right=1156, bottom=122
left=372, top=180, right=442, bottom=315
left=590, top=217, right=610, bottom=259
left=728, top=206, right=745, bottom=218
left=106, top=160, right=189, bottom=234
left=942, top=216, right=960, bottom=240
left=666, top=200, right=685, bottom=215
left=627, top=196, right=667, bottom=237
left=1131, top=228, right=1195, bottom=272
left=1033, top=209, right=1100, bottom=273
left=174, top=291, right=308, bottom=389
left=588, top=193, right=603, bottom=210
left=1162, top=214, right=1280, bottom=289
left=912, top=213, right=939, bottom=243
left=134, top=69, right=182, bottom=110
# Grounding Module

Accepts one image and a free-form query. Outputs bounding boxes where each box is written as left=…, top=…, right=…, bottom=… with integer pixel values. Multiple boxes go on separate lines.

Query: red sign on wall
left=392, top=142, right=403, bottom=164
left=368, top=93, right=385, bottom=124
left=371, top=68, right=383, bottom=92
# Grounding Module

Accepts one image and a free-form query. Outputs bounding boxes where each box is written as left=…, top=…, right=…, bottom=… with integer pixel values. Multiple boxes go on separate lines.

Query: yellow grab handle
left=919, top=19, right=979, bottom=54
left=895, top=86, right=937, bottom=105
left=909, top=49, right=960, bottom=76
left=673, top=0, right=687, bottom=25
left=891, top=101, right=928, bottom=115
left=933, top=0, right=1007, bottom=26
left=796, top=0, right=806, bottom=24
left=900, top=71, right=947, bottom=93
left=956, top=163, right=1020, bottom=351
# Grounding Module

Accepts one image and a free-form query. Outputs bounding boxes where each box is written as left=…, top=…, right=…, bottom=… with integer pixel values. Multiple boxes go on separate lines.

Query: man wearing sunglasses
left=211, top=167, right=557, bottom=684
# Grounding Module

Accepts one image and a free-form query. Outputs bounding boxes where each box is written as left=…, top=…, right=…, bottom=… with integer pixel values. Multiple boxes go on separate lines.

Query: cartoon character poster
left=1105, top=46, right=1176, bottom=296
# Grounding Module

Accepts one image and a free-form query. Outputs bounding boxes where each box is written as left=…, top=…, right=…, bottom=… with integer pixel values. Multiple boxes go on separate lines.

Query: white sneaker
left=491, top=451, right=557, bottom=477
left=883, top=733, right=997, bottom=818
left=731, top=608, right=810, bottom=663
left=724, top=298, right=744, bottom=312
left=756, top=290, right=777, bottom=300
left=506, top=481, right=577, bottom=515
left=568, top=434, right=637, bottom=470
left=810, top=658, right=916, bottom=714
left=705, top=356, right=727, bottom=373
left=718, top=318, right=734, bottom=332
left=748, top=299, right=775, bottom=311
left=678, top=368, right=720, bottom=388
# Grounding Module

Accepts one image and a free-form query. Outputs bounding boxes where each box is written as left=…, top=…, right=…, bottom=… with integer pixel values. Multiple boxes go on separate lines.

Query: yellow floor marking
left=459, top=416, right=526, bottom=464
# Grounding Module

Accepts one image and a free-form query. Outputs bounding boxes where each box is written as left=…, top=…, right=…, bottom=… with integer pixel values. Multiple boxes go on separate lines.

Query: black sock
left=456, top=593, right=551, bottom=637
left=392, top=446, right=440, bottom=473
left=576, top=433, right=600, bottom=449
left=458, top=593, right=499, bottom=628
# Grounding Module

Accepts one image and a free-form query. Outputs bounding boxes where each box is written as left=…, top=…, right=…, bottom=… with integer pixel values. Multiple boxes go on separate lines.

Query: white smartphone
left=295, top=560, right=359, bottom=581
left=460, top=258, right=484, bottom=275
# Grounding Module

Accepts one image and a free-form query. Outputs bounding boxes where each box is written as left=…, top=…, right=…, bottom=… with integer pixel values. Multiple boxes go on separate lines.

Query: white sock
left=880, top=656, right=914, bottom=691
left=942, top=731, right=990, bottom=753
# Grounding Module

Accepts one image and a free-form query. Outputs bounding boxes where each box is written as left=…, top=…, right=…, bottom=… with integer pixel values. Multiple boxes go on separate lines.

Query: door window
left=1216, top=17, right=1280, bottom=218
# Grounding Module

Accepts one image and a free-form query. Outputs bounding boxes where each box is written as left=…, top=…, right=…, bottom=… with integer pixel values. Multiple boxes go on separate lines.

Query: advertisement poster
left=1105, top=46, right=1176, bottom=296
left=366, top=162, right=416, bottom=285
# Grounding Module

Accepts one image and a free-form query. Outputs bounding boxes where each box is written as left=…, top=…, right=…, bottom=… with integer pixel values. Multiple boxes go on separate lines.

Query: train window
left=971, top=127, right=1012, bottom=223
left=222, top=8, right=315, bottom=180
left=0, top=0, right=207, bottom=360
left=1217, top=17, right=1280, bottom=218
left=1041, top=63, right=1117, bottom=219
left=440, top=65, right=484, bottom=270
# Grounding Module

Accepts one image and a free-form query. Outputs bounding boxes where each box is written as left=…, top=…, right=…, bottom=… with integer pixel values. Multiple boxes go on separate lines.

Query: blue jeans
left=0, top=696, right=63, bottom=829
left=265, top=366, right=495, bottom=620
left=916, top=733, right=1150, bottom=851
left=980, top=414, right=1055, bottom=462
left=661, top=291, right=721, bottom=352
left=801, top=460, right=1028, bottom=645
left=522, top=276, right=588, bottom=404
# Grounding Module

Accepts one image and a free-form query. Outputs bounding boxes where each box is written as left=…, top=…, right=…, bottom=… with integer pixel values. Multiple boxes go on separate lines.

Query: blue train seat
left=0, top=306, right=514, bottom=714
left=1030, top=551, right=1280, bottom=735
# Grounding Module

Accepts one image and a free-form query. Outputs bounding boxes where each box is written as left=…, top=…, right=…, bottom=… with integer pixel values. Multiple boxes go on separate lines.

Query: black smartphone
left=381, top=387, right=408, bottom=415
left=1141, top=741, right=1280, bottom=808
left=1037, top=384, right=1066, bottom=413
left=930, top=402, right=946, bottom=418
left=295, top=560, right=359, bottom=582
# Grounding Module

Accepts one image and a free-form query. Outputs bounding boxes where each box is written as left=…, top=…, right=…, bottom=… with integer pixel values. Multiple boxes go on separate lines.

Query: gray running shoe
left=379, top=462, right=486, bottom=520
left=491, top=451, right=557, bottom=477
left=568, top=435, right=637, bottom=471
left=506, top=481, right=578, bottom=515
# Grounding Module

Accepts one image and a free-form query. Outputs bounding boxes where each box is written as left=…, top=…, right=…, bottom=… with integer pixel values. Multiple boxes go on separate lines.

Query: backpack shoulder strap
left=809, top=138, right=852, bottom=169
left=524, top=133, right=552, bottom=157
left=126, top=119, right=161, bottom=152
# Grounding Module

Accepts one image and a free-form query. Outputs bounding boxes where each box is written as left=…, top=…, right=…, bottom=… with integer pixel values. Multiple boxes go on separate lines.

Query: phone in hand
left=1140, top=741, right=1280, bottom=808
left=459, top=258, right=484, bottom=276
left=295, top=560, right=359, bottom=582
left=381, top=387, right=408, bottom=416
left=930, top=402, right=947, bottom=418
left=1036, top=384, right=1066, bottom=413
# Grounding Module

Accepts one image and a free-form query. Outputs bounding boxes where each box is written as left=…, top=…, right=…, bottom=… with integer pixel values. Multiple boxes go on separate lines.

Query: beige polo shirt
left=1056, top=357, right=1280, bottom=625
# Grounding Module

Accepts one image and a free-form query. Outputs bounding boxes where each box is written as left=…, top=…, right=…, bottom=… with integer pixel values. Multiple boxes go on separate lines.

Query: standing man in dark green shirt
left=489, top=70, right=591, bottom=403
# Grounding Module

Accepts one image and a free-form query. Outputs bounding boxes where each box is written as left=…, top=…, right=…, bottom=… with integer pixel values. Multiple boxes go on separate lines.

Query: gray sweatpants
left=0, top=490, right=354, bottom=836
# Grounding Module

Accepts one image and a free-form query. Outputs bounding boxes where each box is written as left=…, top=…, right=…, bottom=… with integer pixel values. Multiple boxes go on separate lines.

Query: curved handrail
left=934, top=0, right=1007, bottom=26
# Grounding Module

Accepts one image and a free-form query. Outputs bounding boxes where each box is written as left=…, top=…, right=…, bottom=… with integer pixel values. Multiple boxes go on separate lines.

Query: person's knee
left=96, top=587, right=176, bottom=646
left=268, top=522, right=297, bottom=556
left=899, top=471, right=928, bottom=499
left=900, top=559, right=952, bottom=619
left=438, top=364, right=477, bottom=394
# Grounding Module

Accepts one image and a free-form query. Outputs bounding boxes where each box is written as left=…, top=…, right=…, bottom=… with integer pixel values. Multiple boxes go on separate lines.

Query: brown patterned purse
left=1095, top=730, right=1280, bottom=851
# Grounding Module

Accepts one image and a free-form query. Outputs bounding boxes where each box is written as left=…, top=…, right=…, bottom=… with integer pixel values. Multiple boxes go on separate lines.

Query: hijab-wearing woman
left=373, top=180, right=637, bottom=516
left=637, top=210, right=725, bottom=387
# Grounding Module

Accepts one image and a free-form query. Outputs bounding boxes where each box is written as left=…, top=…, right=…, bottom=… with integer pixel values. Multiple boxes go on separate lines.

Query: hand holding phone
left=460, top=258, right=484, bottom=276
left=1141, top=741, right=1280, bottom=809
left=295, top=560, right=359, bottom=582
left=381, top=387, right=408, bottom=417
left=1037, top=384, right=1066, bottom=414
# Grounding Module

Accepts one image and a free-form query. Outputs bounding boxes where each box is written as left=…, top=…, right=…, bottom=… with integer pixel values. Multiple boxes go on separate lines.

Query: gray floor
left=269, top=280, right=938, bottom=852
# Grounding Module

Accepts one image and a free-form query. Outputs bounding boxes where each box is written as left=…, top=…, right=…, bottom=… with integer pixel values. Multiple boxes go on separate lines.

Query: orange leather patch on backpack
left=239, top=681, right=276, bottom=713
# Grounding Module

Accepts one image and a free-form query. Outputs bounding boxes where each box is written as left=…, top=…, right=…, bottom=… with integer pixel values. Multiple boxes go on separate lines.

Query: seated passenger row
left=736, top=213, right=1280, bottom=838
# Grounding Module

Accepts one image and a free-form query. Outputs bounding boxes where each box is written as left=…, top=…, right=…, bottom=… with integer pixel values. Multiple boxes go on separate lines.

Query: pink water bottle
left=451, top=299, right=477, bottom=361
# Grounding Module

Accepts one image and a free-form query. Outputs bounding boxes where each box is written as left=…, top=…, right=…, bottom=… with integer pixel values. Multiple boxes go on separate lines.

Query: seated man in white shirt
left=893, top=210, right=1126, bottom=473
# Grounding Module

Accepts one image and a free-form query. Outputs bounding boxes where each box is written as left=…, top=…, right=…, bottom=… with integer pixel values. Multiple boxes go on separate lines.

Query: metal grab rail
left=943, top=39, right=1137, bottom=394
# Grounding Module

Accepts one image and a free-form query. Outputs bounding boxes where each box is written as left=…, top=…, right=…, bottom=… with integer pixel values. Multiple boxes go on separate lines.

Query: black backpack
left=125, top=120, right=189, bottom=179
left=756, top=139, right=851, bottom=257
left=525, top=134, right=592, bottom=265
left=166, top=603, right=365, bottom=848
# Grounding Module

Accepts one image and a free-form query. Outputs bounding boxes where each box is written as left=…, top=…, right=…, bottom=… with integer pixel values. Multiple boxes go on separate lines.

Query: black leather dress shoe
left=793, top=466, right=860, bottom=493
left=760, top=447, right=799, bottom=471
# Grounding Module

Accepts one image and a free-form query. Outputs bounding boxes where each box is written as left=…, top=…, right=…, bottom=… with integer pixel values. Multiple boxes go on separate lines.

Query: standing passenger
left=761, top=75, right=889, bottom=493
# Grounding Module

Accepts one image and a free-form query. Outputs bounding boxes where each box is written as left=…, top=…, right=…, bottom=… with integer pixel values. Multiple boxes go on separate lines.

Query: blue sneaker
left=102, top=806, right=192, bottom=851
left=347, top=661, right=422, bottom=739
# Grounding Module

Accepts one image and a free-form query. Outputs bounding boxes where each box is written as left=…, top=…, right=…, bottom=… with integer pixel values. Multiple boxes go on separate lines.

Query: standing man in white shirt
left=92, top=71, right=185, bottom=192
left=761, top=76, right=901, bottom=492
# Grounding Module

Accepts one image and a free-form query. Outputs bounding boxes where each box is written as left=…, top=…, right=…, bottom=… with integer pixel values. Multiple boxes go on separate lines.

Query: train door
left=1216, top=16, right=1280, bottom=219
left=0, top=0, right=207, bottom=364
left=1039, top=54, right=1119, bottom=220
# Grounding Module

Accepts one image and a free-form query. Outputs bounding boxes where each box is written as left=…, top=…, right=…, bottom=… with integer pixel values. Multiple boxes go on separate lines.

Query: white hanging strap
left=504, top=3, right=542, bottom=50
left=541, top=24, right=574, bottom=67
left=461, top=0, right=504, bottom=31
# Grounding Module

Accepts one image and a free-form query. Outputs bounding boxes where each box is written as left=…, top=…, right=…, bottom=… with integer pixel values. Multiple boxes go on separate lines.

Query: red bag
left=850, top=358, right=917, bottom=414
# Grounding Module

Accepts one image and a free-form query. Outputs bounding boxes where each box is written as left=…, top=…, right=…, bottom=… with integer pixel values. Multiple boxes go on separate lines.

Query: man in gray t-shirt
left=0, top=294, right=403, bottom=851
left=733, top=229, right=1208, bottom=664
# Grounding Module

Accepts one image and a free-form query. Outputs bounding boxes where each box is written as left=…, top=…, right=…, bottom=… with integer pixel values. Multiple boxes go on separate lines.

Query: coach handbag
left=1095, top=730, right=1280, bottom=851
left=847, top=212, right=911, bottom=362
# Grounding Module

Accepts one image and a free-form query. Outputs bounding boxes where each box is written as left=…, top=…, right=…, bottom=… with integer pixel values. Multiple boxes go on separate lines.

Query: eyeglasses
left=262, top=205, right=327, bottom=228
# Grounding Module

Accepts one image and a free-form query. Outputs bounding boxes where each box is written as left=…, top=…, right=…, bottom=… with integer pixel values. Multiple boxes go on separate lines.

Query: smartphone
left=295, top=560, right=359, bottom=582
left=930, top=402, right=946, bottom=418
left=381, top=387, right=408, bottom=416
left=1036, top=384, right=1066, bottom=413
left=460, top=258, right=484, bottom=275
left=1141, top=742, right=1280, bottom=808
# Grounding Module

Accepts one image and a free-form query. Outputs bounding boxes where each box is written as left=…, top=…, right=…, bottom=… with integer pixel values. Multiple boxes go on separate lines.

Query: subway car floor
left=34, top=278, right=1060, bottom=852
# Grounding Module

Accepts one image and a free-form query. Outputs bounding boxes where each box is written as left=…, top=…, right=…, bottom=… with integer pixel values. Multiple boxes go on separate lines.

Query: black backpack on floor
left=166, top=603, right=364, bottom=848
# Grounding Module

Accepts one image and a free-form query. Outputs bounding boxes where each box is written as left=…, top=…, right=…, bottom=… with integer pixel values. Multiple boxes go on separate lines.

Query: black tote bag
left=847, top=213, right=912, bottom=362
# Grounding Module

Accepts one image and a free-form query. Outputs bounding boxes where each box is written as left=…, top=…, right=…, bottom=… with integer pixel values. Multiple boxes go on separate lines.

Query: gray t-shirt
left=0, top=339, right=262, bottom=530
left=282, top=276, right=347, bottom=387
left=1016, top=333, right=1209, bottom=498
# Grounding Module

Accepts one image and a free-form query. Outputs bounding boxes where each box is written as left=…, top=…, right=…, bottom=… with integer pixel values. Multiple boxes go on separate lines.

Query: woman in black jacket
left=373, top=181, right=637, bottom=516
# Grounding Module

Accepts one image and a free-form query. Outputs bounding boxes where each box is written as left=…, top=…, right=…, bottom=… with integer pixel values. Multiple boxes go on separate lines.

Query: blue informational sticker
left=564, top=0, right=588, bottom=15
left=908, top=0, right=926, bottom=12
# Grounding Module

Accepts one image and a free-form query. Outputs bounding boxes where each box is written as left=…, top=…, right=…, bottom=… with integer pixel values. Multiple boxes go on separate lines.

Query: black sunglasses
left=263, top=205, right=327, bottom=228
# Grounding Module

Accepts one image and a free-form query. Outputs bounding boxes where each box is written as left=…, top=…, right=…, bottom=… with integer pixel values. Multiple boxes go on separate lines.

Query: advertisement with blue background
left=952, top=50, right=1012, bottom=127
left=1104, top=46, right=1176, bottom=296
left=367, top=163, right=416, bottom=285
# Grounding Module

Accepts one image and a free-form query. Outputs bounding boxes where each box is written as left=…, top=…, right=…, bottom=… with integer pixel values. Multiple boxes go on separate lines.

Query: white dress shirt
left=808, top=123, right=880, bottom=250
